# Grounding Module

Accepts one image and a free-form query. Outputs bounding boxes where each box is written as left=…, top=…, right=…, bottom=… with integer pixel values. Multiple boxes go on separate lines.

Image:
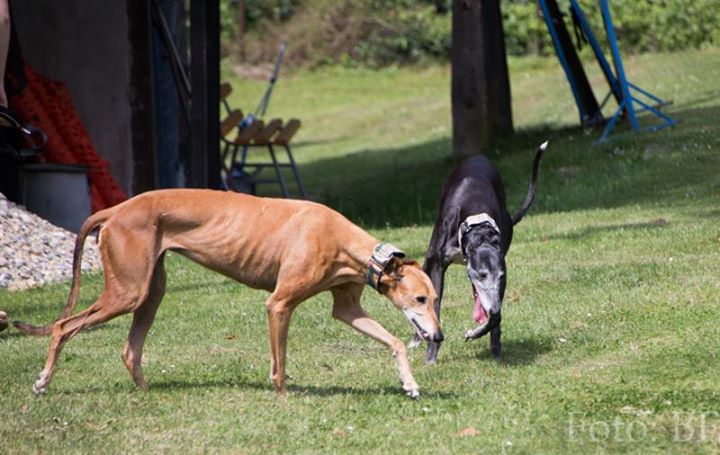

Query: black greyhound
left=414, top=141, right=548, bottom=363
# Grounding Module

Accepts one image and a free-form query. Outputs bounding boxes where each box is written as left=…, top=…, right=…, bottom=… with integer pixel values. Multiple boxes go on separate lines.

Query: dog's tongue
left=473, top=295, right=488, bottom=325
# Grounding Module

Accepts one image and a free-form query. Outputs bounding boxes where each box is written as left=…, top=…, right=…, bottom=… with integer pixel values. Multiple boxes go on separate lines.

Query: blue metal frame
left=597, top=0, right=676, bottom=142
left=541, top=0, right=677, bottom=142
left=568, top=0, right=621, bottom=105
left=538, top=0, right=587, bottom=125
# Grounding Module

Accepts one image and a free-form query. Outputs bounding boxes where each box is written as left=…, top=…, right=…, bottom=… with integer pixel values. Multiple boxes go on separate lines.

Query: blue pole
left=600, top=0, right=639, bottom=130
left=569, top=0, right=621, bottom=104
left=538, top=0, right=587, bottom=125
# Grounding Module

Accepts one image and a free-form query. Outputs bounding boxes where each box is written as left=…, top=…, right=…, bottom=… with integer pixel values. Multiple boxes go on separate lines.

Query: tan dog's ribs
left=15, top=189, right=443, bottom=397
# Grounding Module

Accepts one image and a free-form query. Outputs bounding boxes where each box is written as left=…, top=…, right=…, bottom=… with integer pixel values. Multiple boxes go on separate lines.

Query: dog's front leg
left=490, top=323, right=502, bottom=358
left=265, top=293, right=300, bottom=394
left=331, top=285, right=420, bottom=398
left=421, top=256, right=447, bottom=364
left=491, top=277, right=506, bottom=359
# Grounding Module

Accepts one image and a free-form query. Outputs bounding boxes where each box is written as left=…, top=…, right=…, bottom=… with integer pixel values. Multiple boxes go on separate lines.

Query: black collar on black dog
left=458, top=213, right=500, bottom=259
left=367, top=242, right=406, bottom=291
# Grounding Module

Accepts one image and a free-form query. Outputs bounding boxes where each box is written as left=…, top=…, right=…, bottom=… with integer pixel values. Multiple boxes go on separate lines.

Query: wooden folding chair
left=219, top=82, right=307, bottom=199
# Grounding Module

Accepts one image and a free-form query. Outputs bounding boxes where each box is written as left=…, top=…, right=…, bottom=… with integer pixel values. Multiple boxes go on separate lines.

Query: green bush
left=503, top=1, right=548, bottom=55
left=504, top=0, right=720, bottom=55
left=355, top=4, right=452, bottom=66
left=221, top=0, right=301, bottom=40
left=226, top=0, right=720, bottom=66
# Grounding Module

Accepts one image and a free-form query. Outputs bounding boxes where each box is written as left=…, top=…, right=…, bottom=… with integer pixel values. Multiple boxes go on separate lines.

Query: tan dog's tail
left=13, top=207, right=116, bottom=336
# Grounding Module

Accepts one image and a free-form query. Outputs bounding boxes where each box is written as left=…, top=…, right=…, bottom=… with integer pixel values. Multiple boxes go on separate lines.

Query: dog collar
left=367, top=242, right=406, bottom=291
left=458, top=213, right=500, bottom=253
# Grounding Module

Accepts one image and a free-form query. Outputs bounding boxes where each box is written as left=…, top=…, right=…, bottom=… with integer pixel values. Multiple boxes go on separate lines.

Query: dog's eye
left=415, top=296, right=427, bottom=304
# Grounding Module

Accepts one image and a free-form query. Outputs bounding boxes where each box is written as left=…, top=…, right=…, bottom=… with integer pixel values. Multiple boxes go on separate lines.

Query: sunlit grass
left=2, top=48, right=719, bottom=452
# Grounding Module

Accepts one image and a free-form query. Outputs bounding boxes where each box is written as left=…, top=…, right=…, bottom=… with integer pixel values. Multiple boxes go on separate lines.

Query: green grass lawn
left=2, top=48, right=720, bottom=452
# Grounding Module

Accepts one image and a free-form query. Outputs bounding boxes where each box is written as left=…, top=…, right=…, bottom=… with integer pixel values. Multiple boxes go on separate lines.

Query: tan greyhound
left=15, top=189, right=443, bottom=398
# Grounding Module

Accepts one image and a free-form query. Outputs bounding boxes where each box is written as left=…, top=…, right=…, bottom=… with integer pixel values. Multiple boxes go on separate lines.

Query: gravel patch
left=0, top=193, right=102, bottom=291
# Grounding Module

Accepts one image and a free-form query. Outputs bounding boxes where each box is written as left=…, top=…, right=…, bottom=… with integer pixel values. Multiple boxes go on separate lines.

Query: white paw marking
left=32, top=382, right=46, bottom=395
left=407, top=388, right=420, bottom=399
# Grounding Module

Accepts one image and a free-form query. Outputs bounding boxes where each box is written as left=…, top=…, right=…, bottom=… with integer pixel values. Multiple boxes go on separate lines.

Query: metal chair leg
left=220, top=142, right=233, bottom=188
left=284, top=144, right=307, bottom=199
left=266, top=143, right=289, bottom=198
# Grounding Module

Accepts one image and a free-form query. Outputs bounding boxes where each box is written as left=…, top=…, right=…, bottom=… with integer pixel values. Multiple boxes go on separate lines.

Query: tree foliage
left=223, top=0, right=720, bottom=67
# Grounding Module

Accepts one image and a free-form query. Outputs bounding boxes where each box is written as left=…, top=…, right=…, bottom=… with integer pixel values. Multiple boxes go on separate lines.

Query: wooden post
left=189, top=0, right=221, bottom=189
left=127, top=0, right=156, bottom=194
left=236, top=0, right=246, bottom=60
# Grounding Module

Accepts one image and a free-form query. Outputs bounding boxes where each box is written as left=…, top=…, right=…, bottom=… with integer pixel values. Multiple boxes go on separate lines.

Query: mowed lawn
left=2, top=48, right=720, bottom=452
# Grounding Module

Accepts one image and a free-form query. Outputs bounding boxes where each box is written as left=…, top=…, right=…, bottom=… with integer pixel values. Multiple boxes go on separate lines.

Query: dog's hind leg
left=331, top=284, right=420, bottom=398
left=33, top=226, right=160, bottom=394
left=32, top=296, right=133, bottom=394
left=122, top=254, right=167, bottom=390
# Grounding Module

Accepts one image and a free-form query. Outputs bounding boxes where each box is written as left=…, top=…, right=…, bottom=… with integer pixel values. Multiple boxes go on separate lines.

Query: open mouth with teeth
left=465, top=287, right=492, bottom=341
left=472, top=289, right=489, bottom=326
left=410, top=317, right=430, bottom=341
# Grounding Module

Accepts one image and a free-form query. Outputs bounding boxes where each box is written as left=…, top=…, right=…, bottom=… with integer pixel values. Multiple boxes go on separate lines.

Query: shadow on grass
left=471, top=336, right=555, bottom=366
left=539, top=219, right=669, bottom=242
left=1, top=320, right=113, bottom=340
left=695, top=208, right=720, bottom=219
left=165, top=278, right=240, bottom=295
left=670, top=89, right=720, bottom=111
left=289, top=104, right=719, bottom=228
left=145, top=377, right=459, bottom=399
left=430, top=334, right=554, bottom=367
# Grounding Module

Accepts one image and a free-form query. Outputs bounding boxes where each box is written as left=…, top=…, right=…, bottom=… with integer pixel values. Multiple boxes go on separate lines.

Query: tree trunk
left=451, top=0, right=513, bottom=160
left=236, top=0, right=246, bottom=60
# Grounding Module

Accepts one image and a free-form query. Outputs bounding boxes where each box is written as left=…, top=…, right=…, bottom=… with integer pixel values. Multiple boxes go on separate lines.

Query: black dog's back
left=442, top=155, right=509, bottom=212
left=433, top=155, right=514, bottom=253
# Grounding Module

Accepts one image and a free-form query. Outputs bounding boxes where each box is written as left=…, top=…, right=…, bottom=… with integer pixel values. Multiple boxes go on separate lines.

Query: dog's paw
left=32, top=372, right=48, bottom=395
left=402, top=380, right=420, bottom=399
left=406, top=388, right=420, bottom=399
left=32, top=382, right=47, bottom=395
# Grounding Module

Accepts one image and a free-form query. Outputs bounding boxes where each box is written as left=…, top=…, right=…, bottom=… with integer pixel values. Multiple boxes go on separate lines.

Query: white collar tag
left=458, top=213, right=500, bottom=252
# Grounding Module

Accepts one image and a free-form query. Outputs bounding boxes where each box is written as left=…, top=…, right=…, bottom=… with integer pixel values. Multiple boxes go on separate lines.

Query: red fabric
left=10, top=65, right=127, bottom=212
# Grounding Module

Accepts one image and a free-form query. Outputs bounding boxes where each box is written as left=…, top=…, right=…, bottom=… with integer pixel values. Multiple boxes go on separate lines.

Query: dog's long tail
left=13, top=207, right=116, bottom=336
left=511, top=140, right=548, bottom=226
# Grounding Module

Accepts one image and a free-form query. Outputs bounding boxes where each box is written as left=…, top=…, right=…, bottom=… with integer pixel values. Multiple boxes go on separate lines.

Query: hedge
left=226, top=0, right=720, bottom=66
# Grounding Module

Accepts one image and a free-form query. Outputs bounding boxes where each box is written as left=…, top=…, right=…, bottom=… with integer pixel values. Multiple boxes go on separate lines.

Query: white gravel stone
left=0, top=192, right=102, bottom=291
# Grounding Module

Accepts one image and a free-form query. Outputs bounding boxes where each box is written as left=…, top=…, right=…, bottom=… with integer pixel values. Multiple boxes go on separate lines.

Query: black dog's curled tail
left=511, top=140, right=548, bottom=225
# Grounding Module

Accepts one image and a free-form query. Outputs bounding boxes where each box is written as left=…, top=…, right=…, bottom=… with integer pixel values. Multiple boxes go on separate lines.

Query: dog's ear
left=377, top=257, right=405, bottom=293
left=378, top=258, right=421, bottom=293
